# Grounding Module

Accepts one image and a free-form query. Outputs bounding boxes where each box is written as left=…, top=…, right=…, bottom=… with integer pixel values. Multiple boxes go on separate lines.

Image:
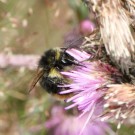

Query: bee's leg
left=62, top=56, right=86, bottom=67
left=61, top=53, right=82, bottom=66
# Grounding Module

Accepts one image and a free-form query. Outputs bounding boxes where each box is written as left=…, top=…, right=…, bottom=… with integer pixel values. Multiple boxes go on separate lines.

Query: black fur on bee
left=29, top=48, right=79, bottom=99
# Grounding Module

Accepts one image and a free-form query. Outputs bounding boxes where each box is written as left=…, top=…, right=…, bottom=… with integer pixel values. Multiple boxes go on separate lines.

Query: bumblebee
left=29, top=48, right=79, bottom=99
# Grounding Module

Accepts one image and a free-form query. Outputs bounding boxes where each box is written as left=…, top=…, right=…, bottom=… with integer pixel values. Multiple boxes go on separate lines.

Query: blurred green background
left=0, top=0, right=134, bottom=135
left=0, top=0, right=87, bottom=134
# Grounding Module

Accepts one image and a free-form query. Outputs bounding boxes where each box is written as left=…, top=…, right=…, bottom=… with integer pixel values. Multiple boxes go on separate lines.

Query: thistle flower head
left=103, top=84, right=135, bottom=120
left=80, top=19, right=95, bottom=36
left=60, top=49, right=124, bottom=123
left=45, top=106, right=115, bottom=135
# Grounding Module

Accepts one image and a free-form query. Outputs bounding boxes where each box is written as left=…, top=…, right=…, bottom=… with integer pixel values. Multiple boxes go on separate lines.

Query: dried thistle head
left=102, top=83, right=135, bottom=128
left=81, top=29, right=109, bottom=62
left=83, top=0, right=135, bottom=74
left=124, top=0, right=135, bottom=18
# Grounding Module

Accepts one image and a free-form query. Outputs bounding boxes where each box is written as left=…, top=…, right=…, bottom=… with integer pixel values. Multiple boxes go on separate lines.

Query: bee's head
left=29, top=48, right=62, bottom=93
left=39, top=49, right=60, bottom=70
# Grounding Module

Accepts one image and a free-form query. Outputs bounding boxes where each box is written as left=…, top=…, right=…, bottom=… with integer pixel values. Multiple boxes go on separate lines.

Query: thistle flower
left=83, top=0, right=135, bottom=74
left=63, top=19, right=95, bottom=48
left=59, top=49, right=135, bottom=129
left=79, top=19, right=95, bottom=36
left=103, top=84, right=135, bottom=122
left=60, top=49, right=133, bottom=126
left=45, top=106, right=115, bottom=135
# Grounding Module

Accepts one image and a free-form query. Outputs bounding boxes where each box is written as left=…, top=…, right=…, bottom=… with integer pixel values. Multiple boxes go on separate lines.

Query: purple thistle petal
left=79, top=102, right=95, bottom=135
left=65, top=103, right=78, bottom=110
left=59, top=49, right=122, bottom=122
left=66, top=49, right=91, bottom=61
left=46, top=106, right=115, bottom=135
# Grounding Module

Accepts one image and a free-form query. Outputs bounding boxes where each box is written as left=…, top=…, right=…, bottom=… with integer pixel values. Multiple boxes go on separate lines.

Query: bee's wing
left=29, top=68, right=44, bottom=93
